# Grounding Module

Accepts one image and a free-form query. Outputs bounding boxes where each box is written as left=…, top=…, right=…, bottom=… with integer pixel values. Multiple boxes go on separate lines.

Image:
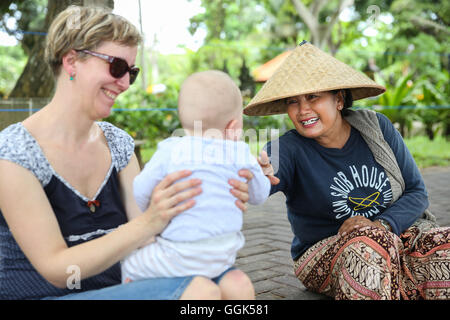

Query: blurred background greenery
left=0, top=0, right=448, bottom=168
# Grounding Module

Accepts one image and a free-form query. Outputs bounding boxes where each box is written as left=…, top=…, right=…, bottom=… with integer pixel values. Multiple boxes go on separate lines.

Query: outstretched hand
left=258, top=150, right=280, bottom=186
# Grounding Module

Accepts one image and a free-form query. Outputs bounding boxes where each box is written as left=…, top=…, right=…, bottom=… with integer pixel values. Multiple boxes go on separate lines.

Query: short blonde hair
left=45, top=5, right=142, bottom=77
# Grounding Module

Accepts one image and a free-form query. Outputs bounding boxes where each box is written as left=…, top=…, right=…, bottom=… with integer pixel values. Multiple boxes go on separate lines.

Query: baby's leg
left=218, top=269, right=255, bottom=300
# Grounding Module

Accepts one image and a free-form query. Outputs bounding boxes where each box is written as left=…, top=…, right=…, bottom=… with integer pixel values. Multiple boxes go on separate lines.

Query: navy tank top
left=0, top=122, right=134, bottom=299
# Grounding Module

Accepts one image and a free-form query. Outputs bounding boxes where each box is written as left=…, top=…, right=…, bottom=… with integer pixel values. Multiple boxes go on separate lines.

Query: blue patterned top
left=0, top=122, right=134, bottom=299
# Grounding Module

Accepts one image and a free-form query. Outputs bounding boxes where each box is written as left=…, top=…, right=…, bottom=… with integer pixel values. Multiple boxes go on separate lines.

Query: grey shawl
left=344, top=109, right=438, bottom=245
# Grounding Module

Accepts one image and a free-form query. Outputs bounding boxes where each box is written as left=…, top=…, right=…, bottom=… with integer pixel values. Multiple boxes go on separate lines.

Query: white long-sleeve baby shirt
left=133, top=136, right=271, bottom=242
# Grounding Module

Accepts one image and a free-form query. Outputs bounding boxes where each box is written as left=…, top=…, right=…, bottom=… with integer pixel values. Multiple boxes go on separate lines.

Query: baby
left=121, top=70, right=270, bottom=298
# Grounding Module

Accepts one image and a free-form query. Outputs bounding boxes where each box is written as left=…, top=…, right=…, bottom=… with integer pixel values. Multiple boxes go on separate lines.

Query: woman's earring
left=69, top=72, right=76, bottom=81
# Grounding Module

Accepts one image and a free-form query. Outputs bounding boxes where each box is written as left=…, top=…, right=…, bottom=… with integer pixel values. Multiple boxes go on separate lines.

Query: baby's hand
left=258, top=150, right=280, bottom=185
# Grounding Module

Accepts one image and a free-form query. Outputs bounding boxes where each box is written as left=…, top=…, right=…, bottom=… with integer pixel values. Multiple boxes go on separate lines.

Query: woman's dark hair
left=331, top=89, right=353, bottom=110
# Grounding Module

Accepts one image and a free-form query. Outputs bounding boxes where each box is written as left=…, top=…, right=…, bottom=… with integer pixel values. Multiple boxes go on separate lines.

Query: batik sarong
left=293, top=226, right=450, bottom=300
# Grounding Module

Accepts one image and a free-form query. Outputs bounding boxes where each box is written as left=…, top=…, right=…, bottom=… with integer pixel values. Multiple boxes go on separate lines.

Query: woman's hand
left=258, top=150, right=280, bottom=186
left=144, top=170, right=202, bottom=234
left=338, top=216, right=381, bottom=236
left=229, top=169, right=253, bottom=212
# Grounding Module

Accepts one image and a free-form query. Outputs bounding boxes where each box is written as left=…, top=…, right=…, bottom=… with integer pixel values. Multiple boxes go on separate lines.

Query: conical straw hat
left=244, top=41, right=385, bottom=116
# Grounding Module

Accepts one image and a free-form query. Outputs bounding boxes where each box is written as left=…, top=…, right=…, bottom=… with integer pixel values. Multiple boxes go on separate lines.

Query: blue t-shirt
left=0, top=122, right=134, bottom=299
left=266, top=112, right=428, bottom=260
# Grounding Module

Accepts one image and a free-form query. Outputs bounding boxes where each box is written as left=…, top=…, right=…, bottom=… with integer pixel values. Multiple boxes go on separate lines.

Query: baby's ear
left=225, top=119, right=238, bottom=131
left=224, top=119, right=242, bottom=140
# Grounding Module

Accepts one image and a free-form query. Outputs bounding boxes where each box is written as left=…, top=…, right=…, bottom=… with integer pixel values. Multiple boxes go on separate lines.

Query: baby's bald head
left=178, top=70, right=243, bottom=135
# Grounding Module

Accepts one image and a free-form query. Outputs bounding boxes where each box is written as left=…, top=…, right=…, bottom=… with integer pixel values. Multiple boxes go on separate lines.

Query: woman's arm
left=0, top=158, right=201, bottom=289
left=118, top=153, right=145, bottom=221
left=0, top=159, right=147, bottom=288
left=339, top=114, right=430, bottom=236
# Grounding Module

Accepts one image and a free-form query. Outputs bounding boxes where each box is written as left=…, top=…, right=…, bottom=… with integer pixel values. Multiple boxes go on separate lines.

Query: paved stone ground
left=236, top=166, right=450, bottom=300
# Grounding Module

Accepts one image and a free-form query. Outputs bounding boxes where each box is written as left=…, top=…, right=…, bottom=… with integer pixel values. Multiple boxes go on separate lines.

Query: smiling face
left=74, top=41, right=138, bottom=119
left=286, top=91, right=349, bottom=148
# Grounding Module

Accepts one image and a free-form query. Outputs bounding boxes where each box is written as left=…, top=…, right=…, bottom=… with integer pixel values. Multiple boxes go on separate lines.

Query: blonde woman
left=0, top=6, right=253, bottom=300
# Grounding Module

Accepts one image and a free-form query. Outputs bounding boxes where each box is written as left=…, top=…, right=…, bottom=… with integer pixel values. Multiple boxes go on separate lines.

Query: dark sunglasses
left=76, top=49, right=140, bottom=85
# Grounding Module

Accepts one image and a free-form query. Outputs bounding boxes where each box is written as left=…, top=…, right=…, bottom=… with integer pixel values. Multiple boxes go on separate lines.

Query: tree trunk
left=399, top=121, right=406, bottom=138
left=291, top=0, right=353, bottom=51
left=9, top=0, right=114, bottom=98
left=239, top=58, right=255, bottom=98
left=444, top=122, right=450, bottom=139
left=8, top=36, right=55, bottom=98
left=425, top=124, right=434, bottom=140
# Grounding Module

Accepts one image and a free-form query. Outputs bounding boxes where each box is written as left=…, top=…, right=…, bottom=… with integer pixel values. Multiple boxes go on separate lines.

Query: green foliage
left=259, top=0, right=306, bottom=47
left=185, top=40, right=250, bottom=79
left=411, top=72, right=450, bottom=139
left=0, top=45, right=27, bottom=97
left=372, top=73, right=415, bottom=137
left=2, top=0, right=449, bottom=151
left=104, top=77, right=180, bottom=148
left=189, top=0, right=268, bottom=42
left=404, top=135, right=450, bottom=168
left=390, top=0, right=450, bottom=43
left=0, top=0, right=47, bottom=55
